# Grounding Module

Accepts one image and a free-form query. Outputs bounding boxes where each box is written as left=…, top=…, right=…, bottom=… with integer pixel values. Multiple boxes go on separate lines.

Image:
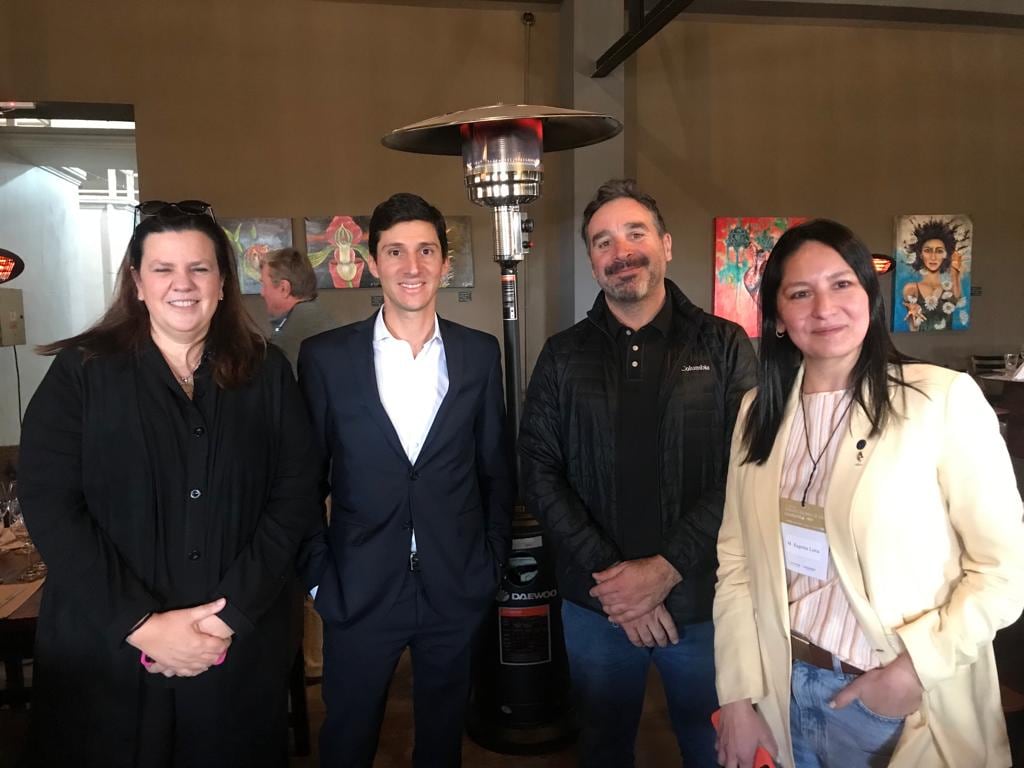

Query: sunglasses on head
left=134, top=199, right=216, bottom=225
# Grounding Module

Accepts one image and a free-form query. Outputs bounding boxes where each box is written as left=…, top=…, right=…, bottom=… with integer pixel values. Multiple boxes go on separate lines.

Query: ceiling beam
left=687, top=1, right=1024, bottom=27
left=593, top=0, right=698, bottom=78
left=592, top=0, right=1024, bottom=77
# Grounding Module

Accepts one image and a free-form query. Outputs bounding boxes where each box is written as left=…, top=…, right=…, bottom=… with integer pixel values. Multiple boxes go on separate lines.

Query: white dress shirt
left=373, top=309, right=449, bottom=553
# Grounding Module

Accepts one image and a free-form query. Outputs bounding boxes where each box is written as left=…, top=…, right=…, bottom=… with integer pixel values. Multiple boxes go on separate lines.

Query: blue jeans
left=790, top=659, right=904, bottom=768
left=561, top=600, right=719, bottom=768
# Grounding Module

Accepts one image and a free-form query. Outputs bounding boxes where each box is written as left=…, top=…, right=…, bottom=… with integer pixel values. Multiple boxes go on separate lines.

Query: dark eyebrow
left=380, top=241, right=440, bottom=251
left=589, top=221, right=649, bottom=246
left=782, top=268, right=857, bottom=289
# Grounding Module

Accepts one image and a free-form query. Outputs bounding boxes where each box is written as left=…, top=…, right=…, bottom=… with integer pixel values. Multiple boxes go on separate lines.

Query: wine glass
left=7, top=498, right=34, bottom=554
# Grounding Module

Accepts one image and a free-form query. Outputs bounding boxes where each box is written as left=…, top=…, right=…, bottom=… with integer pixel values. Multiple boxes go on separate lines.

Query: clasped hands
left=589, top=556, right=683, bottom=648
left=127, top=597, right=234, bottom=678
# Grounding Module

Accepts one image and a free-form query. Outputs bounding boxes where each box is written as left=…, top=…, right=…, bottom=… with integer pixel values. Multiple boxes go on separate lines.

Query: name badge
left=780, top=498, right=829, bottom=581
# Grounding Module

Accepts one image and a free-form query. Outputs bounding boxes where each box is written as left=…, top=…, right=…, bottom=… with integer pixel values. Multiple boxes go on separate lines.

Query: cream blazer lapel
left=751, top=370, right=801, bottom=623
left=820, top=401, right=873, bottom=615
left=820, top=399, right=901, bottom=662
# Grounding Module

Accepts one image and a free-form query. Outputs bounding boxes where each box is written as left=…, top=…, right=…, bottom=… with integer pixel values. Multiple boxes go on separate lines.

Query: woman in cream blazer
left=713, top=219, right=1024, bottom=767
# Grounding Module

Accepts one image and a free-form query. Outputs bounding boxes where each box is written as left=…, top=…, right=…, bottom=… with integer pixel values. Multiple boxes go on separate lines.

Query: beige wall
left=634, top=15, right=1024, bottom=368
left=4, top=2, right=1024, bottom=376
left=0, top=0, right=566, bottom=365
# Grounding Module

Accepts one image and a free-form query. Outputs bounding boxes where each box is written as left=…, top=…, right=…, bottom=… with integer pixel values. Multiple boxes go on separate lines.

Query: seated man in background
left=260, top=246, right=335, bottom=370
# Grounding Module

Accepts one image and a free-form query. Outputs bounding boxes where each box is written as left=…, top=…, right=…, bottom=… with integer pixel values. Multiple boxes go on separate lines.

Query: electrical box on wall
left=0, top=288, right=26, bottom=346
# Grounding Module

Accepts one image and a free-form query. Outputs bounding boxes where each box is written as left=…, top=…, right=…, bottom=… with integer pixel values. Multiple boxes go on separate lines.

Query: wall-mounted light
left=0, top=249, right=25, bottom=283
left=872, top=254, right=895, bottom=274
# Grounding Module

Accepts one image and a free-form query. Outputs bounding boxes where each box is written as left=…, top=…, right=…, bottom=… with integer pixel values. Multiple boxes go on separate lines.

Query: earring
left=775, top=328, right=786, bottom=338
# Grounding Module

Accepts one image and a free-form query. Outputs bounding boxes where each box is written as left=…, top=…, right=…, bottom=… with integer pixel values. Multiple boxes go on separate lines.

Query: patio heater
left=382, top=104, right=621, bottom=753
left=382, top=103, right=620, bottom=438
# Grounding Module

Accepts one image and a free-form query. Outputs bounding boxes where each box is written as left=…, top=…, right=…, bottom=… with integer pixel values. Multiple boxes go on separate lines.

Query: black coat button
left=409, top=470, right=419, bottom=480
left=192, top=426, right=206, bottom=437
left=189, top=489, right=202, bottom=499
left=188, top=550, right=201, bottom=561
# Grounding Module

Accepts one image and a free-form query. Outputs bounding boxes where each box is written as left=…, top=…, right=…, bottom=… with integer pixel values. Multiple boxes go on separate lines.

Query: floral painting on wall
left=221, top=218, right=294, bottom=295
left=712, top=216, right=807, bottom=338
left=304, top=215, right=371, bottom=289
left=892, top=214, right=972, bottom=332
left=304, top=215, right=474, bottom=289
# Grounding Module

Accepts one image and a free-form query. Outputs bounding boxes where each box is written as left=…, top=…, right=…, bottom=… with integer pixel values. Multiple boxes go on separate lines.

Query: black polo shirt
left=606, top=296, right=672, bottom=560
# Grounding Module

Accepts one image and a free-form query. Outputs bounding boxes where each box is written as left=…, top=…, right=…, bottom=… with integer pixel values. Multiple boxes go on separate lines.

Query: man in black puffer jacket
left=520, top=179, right=757, bottom=768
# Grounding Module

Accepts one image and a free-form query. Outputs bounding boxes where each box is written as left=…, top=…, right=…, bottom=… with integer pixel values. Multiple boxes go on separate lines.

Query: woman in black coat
left=18, top=201, right=321, bottom=767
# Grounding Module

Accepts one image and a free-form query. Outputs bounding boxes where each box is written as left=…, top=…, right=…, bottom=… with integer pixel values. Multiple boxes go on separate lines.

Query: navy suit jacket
left=297, top=311, right=513, bottom=626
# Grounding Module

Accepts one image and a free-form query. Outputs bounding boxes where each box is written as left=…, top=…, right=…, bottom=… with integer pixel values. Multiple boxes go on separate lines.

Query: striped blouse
left=782, top=389, right=880, bottom=671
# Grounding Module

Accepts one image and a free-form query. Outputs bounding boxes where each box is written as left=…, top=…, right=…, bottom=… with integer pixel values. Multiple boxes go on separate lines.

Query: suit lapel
left=353, top=312, right=408, bottom=464
left=415, top=318, right=461, bottom=466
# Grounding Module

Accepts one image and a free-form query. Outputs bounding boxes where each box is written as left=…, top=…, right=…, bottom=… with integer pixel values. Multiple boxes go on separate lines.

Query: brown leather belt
left=791, top=635, right=863, bottom=676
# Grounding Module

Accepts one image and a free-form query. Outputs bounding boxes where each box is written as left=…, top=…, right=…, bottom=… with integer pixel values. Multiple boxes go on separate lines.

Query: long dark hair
left=741, top=219, right=914, bottom=465
left=38, top=211, right=265, bottom=389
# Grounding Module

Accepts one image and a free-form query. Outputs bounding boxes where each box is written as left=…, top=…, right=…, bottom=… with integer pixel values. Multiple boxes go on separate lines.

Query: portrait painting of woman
left=892, top=215, right=972, bottom=332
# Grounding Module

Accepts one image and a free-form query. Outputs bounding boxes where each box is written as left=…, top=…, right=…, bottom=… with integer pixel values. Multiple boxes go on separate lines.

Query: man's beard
left=602, top=255, right=655, bottom=302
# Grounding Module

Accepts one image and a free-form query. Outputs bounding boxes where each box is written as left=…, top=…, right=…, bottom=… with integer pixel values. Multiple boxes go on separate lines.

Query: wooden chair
left=969, top=354, right=1009, bottom=377
left=969, top=355, right=1011, bottom=409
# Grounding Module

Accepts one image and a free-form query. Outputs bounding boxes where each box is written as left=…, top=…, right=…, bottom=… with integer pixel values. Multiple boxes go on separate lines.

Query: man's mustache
left=604, top=255, right=650, bottom=277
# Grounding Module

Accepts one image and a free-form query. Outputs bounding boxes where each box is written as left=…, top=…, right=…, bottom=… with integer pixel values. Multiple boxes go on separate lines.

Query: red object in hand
left=710, top=708, right=777, bottom=768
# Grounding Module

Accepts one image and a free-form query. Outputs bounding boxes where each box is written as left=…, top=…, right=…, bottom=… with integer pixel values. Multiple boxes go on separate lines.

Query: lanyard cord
left=799, top=391, right=854, bottom=507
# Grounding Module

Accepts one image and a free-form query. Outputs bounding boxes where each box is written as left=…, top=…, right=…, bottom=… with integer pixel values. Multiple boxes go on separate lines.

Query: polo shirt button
left=189, top=489, right=202, bottom=499
left=631, top=361, right=639, bottom=368
left=188, top=550, right=201, bottom=561
left=192, top=426, right=205, bottom=437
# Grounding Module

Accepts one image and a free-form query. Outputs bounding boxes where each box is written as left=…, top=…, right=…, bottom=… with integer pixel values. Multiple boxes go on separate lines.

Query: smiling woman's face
left=132, top=229, right=224, bottom=344
left=776, top=240, right=870, bottom=374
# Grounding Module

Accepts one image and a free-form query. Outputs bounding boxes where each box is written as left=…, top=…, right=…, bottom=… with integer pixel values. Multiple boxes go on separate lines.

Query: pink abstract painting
left=712, top=216, right=807, bottom=338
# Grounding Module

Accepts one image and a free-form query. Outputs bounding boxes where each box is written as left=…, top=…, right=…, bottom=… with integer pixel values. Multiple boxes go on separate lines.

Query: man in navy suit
left=298, top=193, right=513, bottom=767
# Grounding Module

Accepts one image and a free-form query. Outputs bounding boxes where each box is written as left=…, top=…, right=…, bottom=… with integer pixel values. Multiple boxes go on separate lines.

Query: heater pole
left=492, top=203, right=527, bottom=445
left=499, top=262, right=522, bottom=444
